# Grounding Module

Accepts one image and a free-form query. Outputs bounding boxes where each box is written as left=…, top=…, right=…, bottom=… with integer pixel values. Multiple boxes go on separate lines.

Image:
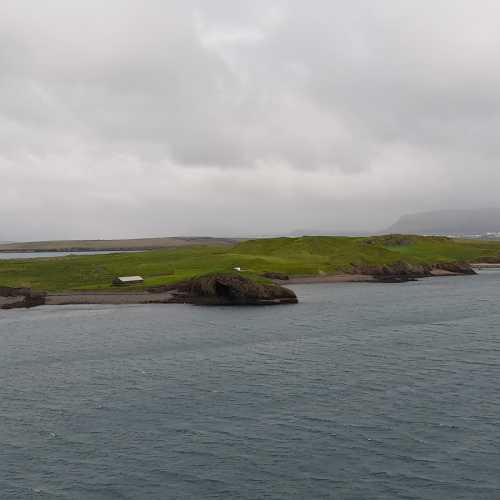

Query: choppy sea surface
left=1, top=272, right=500, bottom=499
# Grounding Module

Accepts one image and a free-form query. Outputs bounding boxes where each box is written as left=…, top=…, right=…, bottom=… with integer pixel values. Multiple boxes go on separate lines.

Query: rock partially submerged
left=0, top=287, right=46, bottom=309
left=149, top=274, right=298, bottom=305
left=352, top=261, right=476, bottom=283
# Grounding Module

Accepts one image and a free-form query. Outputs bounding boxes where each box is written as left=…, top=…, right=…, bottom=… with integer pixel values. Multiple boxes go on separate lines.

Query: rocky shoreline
left=472, top=262, right=500, bottom=269
left=0, top=287, right=47, bottom=310
left=279, top=262, right=476, bottom=284
left=0, top=263, right=479, bottom=310
left=1, top=274, right=298, bottom=310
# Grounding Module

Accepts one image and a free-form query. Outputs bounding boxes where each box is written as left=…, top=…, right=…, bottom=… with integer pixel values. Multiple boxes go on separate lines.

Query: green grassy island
left=2, top=235, right=500, bottom=293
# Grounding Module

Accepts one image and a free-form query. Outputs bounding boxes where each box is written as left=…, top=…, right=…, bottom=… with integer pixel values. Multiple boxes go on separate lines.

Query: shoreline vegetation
left=2, top=234, right=500, bottom=309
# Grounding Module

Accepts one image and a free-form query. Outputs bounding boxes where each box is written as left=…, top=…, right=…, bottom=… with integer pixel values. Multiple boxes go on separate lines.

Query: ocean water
left=0, top=251, right=138, bottom=260
left=1, top=272, right=500, bottom=499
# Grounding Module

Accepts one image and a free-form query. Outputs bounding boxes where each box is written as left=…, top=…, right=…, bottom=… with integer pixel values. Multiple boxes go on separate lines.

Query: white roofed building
left=112, top=276, right=144, bottom=285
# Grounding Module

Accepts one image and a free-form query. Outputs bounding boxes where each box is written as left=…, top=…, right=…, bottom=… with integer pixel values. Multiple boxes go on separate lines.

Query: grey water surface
left=1, top=272, right=500, bottom=499
left=0, top=251, right=137, bottom=260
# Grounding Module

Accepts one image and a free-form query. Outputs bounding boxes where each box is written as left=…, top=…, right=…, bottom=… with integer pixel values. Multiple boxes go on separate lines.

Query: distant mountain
left=385, top=208, right=500, bottom=236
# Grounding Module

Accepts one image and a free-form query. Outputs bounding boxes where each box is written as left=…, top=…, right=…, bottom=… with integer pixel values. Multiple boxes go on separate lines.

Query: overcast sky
left=1, top=0, right=500, bottom=240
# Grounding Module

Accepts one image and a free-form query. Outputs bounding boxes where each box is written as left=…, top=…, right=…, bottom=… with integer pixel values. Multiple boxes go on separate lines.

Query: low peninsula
left=2, top=234, right=500, bottom=309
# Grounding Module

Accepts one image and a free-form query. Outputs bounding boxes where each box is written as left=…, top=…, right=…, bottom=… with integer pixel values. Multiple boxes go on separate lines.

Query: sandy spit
left=46, top=291, right=175, bottom=305
left=429, top=269, right=468, bottom=276
left=279, top=274, right=376, bottom=284
left=0, top=296, right=25, bottom=308
left=282, top=270, right=474, bottom=283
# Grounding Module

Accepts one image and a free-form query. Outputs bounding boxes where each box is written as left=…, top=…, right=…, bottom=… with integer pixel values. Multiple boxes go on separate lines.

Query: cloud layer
left=1, top=0, right=500, bottom=240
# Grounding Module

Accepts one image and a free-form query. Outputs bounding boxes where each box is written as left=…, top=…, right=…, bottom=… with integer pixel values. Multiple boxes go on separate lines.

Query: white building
left=112, top=276, right=144, bottom=285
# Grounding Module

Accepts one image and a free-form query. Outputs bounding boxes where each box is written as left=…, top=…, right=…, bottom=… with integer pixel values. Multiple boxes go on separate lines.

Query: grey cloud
left=1, top=0, right=500, bottom=240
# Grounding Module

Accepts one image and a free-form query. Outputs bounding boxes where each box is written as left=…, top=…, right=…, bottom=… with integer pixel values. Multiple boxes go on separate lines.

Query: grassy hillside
left=1, top=235, right=500, bottom=292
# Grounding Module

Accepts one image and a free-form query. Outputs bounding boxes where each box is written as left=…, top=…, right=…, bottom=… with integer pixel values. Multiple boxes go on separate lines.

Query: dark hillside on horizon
left=386, top=209, right=500, bottom=236
left=0, top=236, right=238, bottom=253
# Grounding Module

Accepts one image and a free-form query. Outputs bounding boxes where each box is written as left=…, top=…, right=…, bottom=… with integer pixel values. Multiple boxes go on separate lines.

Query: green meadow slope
left=1, top=235, right=500, bottom=292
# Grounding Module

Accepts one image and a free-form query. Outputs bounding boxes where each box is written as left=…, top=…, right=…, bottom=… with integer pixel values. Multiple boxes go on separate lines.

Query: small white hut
left=113, top=276, right=144, bottom=285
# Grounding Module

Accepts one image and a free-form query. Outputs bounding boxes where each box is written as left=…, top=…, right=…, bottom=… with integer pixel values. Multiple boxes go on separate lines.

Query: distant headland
left=384, top=208, right=500, bottom=238
left=0, top=236, right=238, bottom=253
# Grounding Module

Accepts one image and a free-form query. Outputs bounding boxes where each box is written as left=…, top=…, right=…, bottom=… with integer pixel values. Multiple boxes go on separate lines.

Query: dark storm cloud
left=1, top=0, right=500, bottom=240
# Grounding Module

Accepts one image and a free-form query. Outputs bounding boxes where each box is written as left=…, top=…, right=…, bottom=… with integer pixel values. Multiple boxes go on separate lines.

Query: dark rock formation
left=149, top=274, right=298, bottom=305
left=352, top=261, right=430, bottom=282
left=433, top=262, right=476, bottom=275
left=0, top=287, right=47, bottom=309
left=352, top=260, right=475, bottom=282
left=261, top=272, right=290, bottom=280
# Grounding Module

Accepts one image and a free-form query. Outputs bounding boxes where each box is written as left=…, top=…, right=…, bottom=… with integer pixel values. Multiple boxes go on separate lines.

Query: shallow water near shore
left=0, top=250, right=139, bottom=260
left=1, top=272, right=500, bottom=499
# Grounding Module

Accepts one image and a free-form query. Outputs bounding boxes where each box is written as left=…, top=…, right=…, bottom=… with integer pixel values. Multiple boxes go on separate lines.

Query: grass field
left=0, top=236, right=237, bottom=252
left=1, top=235, right=500, bottom=292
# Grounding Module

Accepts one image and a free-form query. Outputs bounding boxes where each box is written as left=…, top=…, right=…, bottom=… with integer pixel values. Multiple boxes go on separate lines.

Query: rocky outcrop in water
left=351, top=261, right=476, bottom=282
left=351, top=262, right=429, bottom=282
left=0, top=287, right=47, bottom=309
left=433, top=262, right=476, bottom=275
left=149, top=274, right=298, bottom=305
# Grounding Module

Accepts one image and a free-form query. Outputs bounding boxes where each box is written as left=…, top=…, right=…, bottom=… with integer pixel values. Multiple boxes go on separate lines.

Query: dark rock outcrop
left=149, top=274, right=298, bottom=305
left=261, top=272, right=290, bottom=280
left=0, top=287, right=47, bottom=309
left=352, top=260, right=476, bottom=282
left=352, top=261, right=431, bottom=282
